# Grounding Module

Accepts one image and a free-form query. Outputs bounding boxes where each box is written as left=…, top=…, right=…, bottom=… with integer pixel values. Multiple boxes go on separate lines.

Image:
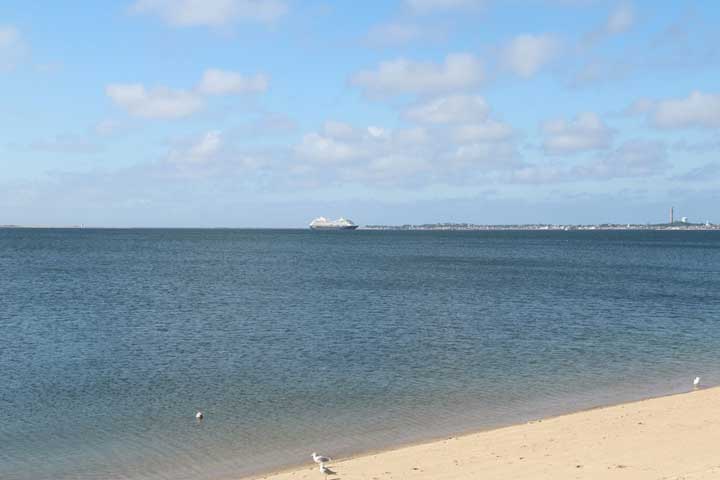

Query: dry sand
left=249, top=387, right=720, bottom=480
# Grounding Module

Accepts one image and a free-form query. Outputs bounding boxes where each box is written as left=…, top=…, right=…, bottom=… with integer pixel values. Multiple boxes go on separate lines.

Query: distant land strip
left=362, top=222, right=719, bottom=231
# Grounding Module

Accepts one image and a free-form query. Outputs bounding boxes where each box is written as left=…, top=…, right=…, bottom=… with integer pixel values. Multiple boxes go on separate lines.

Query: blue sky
left=1, top=0, right=719, bottom=227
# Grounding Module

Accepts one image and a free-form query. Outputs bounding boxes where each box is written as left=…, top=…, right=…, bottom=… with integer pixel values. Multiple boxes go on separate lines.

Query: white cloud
left=351, top=53, right=484, bottom=96
left=292, top=117, right=520, bottom=187
left=399, top=94, right=517, bottom=168
left=576, top=140, right=667, bottom=179
left=448, top=142, right=519, bottom=169
left=187, top=131, right=223, bottom=161
left=404, top=94, right=489, bottom=124
left=106, top=84, right=204, bottom=119
left=106, top=69, right=268, bottom=119
left=542, top=112, right=613, bottom=154
left=162, top=130, right=269, bottom=179
left=323, top=121, right=356, bottom=139
left=405, top=0, right=485, bottom=13
left=130, top=0, right=288, bottom=27
left=198, top=69, right=268, bottom=95
left=509, top=138, right=667, bottom=184
left=509, top=164, right=569, bottom=184
left=367, top=126, right=388, bottom=139
left=394, top=127, right=431, bottom=145
left=606, top=3, right=635, bottom=34
left=288, top=95, right=520, bottom=186
left=365, top=154, right=432, bottom=178
left=580, top=2, right=635, bottom=49
left=158, top=130, right=271, bottom=180
left=501, top=34, right=561, bottom=77
left=295, top=133, right=361, bottom=163
left=452, top=121, right=514, bottom=142
left=638, top=91, right=720, bottom=129
left=296, top=123, right=398, bottom=164
left=365, top=23, right=433, bottom=47
left=0, top=25, right=26, bottom=71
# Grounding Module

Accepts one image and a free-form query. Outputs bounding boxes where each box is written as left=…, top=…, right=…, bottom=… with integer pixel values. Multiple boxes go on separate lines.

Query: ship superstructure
left=309, top=217, right=359, bottom=230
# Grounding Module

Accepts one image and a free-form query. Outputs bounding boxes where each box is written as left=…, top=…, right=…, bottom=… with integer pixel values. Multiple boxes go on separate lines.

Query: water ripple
left=1, top=229, right=719, bottom=479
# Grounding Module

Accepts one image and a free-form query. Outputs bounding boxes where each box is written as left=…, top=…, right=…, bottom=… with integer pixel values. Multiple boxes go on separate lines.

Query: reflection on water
left=1, top=229, right=719, bottom=479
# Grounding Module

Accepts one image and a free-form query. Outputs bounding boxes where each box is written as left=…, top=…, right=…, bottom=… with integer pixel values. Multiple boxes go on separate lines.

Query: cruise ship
left=309, top=217, right=359, bottom=230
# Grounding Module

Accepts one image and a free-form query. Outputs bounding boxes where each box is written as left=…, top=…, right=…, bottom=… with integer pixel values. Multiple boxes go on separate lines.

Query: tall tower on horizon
left=670, top=206, right=674, bottom=224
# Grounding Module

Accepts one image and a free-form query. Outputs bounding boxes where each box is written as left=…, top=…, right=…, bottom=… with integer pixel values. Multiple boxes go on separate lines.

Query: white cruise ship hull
left=309, top=225, right=359, bottom=230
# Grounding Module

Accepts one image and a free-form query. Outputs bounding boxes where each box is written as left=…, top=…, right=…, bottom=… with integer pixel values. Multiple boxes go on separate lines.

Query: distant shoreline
left=362, top=222, right=719, bottom=231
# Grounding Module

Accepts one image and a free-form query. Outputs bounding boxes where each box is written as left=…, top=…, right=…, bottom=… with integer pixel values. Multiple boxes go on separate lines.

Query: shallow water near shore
left=2, top=229, right=720, bottom=480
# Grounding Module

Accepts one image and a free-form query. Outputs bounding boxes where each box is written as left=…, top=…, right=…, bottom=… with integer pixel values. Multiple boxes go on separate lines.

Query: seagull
left=312, top=452, right=331, bottom=465
left=693, top=377, right=700, bottom=389
left=196, top=411, right=204, bottom=420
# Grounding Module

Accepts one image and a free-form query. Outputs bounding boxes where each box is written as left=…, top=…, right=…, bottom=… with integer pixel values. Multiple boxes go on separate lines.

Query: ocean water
left=2, top=229, right=720, bottom=479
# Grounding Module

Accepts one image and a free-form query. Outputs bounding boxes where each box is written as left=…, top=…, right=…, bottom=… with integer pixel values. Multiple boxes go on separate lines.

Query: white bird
left=196, top=411, right=204, bottom=420
left=312, top=452, right=331, bottom=465
left=693, top=377, right=700, bottom=388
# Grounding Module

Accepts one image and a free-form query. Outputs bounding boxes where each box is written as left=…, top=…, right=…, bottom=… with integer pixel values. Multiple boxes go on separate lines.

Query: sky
left=1, top=0, right=719, bottom=227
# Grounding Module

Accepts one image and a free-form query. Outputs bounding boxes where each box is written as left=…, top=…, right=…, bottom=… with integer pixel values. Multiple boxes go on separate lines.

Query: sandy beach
left=250, top=386, right=720, bottom=480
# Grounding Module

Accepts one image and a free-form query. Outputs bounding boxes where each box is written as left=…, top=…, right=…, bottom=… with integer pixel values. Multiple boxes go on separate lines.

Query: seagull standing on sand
left=312, top=452, right=332, bottom=465
left=694, top=377, right=700, bottom=389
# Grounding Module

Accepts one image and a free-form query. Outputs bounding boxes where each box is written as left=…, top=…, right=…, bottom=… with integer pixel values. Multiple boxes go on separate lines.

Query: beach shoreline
left=243, top=385, right=720, bottom=480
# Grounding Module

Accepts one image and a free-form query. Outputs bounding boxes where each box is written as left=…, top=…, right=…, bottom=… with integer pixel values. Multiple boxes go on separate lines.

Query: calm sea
left=2, top=229, right=719, bottom=479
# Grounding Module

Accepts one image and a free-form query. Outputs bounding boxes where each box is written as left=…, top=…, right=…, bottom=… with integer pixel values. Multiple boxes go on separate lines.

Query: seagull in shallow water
left=694, top=376, right=701, bottom=389
left=312, top=452, right=332, bottom=465
left=196, top=411, right=204, bottom=420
